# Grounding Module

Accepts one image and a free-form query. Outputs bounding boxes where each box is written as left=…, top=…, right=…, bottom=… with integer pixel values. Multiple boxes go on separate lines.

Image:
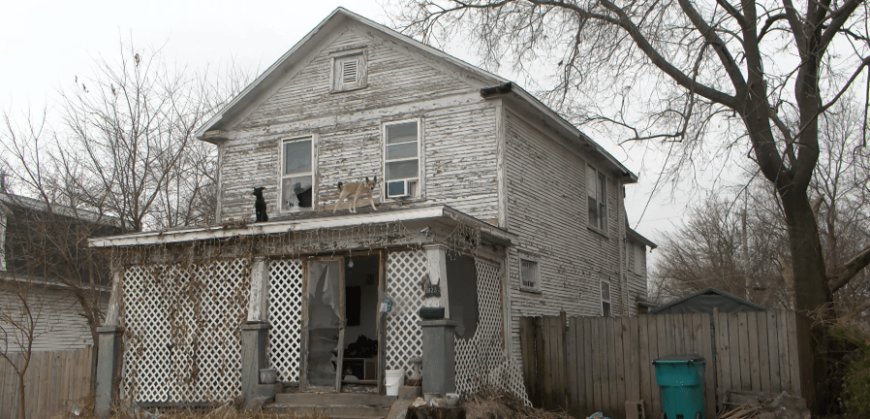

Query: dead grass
left=461, top=389, right=576, bottom=419
left=63, top=403, right=328, bottom=419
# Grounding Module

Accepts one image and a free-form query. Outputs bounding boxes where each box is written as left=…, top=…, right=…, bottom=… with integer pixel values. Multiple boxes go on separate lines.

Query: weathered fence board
left=520, top=311, right=808, bottom=419
left=0, top=347, right=93, bottom=419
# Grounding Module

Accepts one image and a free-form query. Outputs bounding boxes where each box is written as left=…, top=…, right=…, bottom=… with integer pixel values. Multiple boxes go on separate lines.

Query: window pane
left=386, top=122, right=417, bottom=144
left=284, top=140, right=311, bottom=175
left=598, top=173, right=607, bottom=202
left=586, top=166, right=597, bottom=198
left=602, top=302, right=611, bottom=317
left=386, top=142, right=417, bottom=160
left=521, top=260, right=537, bottom=288
left=601, top=281, right=610, bottom=301
left=386, top=160, right=418, bottom=180
left=387, top=180, right=408, bottom=197
left=281, top=175, right=313, bottom=210
left=588, top=198, right=598, bottom=227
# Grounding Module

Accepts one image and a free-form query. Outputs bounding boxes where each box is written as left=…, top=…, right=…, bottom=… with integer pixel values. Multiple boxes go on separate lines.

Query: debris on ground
left=719, top=392, right=810, bottom=419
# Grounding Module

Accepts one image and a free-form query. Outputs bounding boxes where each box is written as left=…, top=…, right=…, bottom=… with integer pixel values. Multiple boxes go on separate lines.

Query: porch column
left=95, top=270, right=123, bottom=419
left=420, top=244, right=449, bottom=319
left=241, top=257, right=280, bottom=410
left=421, top=319, right=457, bottom=399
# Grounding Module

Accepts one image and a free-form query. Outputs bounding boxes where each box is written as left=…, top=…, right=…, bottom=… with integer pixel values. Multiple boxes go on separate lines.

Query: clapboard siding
left=0, top=283, right=102, bottom=351
left=503, top=108, right=628, bottom=355
left=218, top=22, right=499, bottom=222
left=239, top=25, right=479, bottom=129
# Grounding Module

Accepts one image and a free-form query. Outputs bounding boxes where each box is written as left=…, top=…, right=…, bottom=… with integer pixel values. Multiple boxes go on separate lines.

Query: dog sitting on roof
left=253, top=187, right=268, bottom=222
left=333, top=176, right=378, bottom=214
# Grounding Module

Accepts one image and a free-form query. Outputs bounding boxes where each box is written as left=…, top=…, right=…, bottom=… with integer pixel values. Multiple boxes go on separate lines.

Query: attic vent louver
left=332, top=50, right=367, bottom=92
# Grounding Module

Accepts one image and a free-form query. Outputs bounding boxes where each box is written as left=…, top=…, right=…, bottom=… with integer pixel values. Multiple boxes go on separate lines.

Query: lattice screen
left=385, top=250, right=427, bottom=377
left=267, top=258, right=303, bottom=383
left=454, top=258, right=530, bottom=404
left=120, top=259, right=250, bottom=403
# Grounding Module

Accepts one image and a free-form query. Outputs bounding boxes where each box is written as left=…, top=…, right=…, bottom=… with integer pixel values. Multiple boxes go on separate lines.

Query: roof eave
left=88, top=206, right=516, bottom=248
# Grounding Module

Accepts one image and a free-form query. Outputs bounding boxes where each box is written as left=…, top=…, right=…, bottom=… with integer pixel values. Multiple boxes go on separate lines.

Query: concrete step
left=268, top=392, right=396, bottom=419
left=274, top=392, right=395, bottom=407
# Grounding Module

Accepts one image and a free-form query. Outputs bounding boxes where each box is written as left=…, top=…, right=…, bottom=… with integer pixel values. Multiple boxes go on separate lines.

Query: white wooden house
left=0, top=192, right=115, bottom=352
left=90, top=7, right=654, bottom=413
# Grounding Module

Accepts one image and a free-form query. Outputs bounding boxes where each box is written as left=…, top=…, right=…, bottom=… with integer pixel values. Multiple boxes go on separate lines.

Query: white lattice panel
left=267, top=259, right=303, bottom=383
left=386, top=250, right=427, bottom=377
left=120, top=259, right=250, bottom=404
left=454, top=259, right=529, bottom=404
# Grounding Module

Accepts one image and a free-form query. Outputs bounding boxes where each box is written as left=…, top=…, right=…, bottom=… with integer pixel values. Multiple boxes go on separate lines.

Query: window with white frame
left=280, top=137, right=313, bottom=211
left=520, top=258, right=539, bottom=291
left=600, top=278, right=612, bottom=316
left=384, top=120, right=420, bottom=199
left=587, top=165, right=607, bottom=231
left=332, top=51, right=366, bottom=91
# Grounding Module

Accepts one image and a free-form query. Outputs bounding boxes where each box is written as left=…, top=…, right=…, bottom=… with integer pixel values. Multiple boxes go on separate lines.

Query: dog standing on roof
left=253, top=187, right=269, bottom=222
left=333, top=176, right=378, bottom=214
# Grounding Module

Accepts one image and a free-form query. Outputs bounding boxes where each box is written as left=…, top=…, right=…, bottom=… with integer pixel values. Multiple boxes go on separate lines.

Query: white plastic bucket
left=385, top=369, right=404, bottom=396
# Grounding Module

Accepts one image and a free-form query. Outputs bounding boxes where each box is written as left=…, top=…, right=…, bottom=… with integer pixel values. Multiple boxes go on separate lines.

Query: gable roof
left=651, top=288, right=765, bottom=314
left=195, top=7, right=637, bottom=183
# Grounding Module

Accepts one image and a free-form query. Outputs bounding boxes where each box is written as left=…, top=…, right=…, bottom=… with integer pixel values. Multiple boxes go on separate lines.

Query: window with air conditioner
left=384, top=120, right=420, bottom=199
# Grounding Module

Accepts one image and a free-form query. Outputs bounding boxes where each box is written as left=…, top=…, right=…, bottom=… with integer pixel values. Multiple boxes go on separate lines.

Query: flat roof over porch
left=88, top=206, right=515, bottom=248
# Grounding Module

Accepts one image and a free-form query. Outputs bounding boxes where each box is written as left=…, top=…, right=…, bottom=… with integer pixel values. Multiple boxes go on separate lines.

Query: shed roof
left=650, top=288, right=765, bottom=314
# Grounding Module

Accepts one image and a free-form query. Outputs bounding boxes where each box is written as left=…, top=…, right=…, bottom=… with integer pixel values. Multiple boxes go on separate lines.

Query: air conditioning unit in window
left=386, top=180, right=410, bottom=198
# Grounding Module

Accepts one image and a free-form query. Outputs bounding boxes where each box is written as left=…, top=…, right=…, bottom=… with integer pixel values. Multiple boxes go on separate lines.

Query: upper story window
left=520, top=258, right=539, bottom=291
left=383, top=120, right=420, bottom=199
left=587, top=165, right=607, bottom=232
left=332, top=50, right=367, bottom=92
left=600, top=277, right=612, bottom=316
left=280, top=137, right=314, bottom=211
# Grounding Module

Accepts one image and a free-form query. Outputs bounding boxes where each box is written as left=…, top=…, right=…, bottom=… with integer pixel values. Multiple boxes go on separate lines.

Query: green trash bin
left=652, top=354, right=705, bottom=419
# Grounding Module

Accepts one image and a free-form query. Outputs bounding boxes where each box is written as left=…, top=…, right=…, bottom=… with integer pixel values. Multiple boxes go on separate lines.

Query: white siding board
left=0, top=284, right=104, bottom=352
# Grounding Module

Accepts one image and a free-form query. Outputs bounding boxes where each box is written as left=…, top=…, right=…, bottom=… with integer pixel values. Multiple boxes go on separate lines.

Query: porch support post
left=241, top=257, right=279, bottom=410
left=421, top=244, right=449, bottom=319
left=95, top=270, right=123, bottom=419
left=420, top=319, right=457, bottom=399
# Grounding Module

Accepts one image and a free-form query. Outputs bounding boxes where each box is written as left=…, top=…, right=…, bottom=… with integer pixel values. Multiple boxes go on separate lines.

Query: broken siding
left=502, top=108, right=626, bottom=350
left=238, top=24, right=480, bottom=129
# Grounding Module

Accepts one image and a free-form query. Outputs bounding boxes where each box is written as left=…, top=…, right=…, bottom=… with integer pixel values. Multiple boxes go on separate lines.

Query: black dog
left=253, top=187, right=268, bottom=222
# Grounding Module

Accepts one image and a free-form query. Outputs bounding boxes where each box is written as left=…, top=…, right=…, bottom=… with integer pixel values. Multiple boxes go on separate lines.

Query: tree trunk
left=17, top=373, right=26, bottom=419
left=779, top=188, right=833, bottom=314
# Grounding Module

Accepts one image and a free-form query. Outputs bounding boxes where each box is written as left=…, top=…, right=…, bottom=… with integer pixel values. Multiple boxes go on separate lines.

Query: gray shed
left=651, top=288, right=765, bottom=314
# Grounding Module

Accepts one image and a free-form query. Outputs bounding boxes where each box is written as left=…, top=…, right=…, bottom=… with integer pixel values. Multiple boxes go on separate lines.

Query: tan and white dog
left=333, top=176, right=378, bottom=213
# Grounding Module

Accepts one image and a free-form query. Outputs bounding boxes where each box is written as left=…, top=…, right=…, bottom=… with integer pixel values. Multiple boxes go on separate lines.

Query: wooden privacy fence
left=0, top=347, right=94, bottom=419
left=519, top=311, right=813, bottom=419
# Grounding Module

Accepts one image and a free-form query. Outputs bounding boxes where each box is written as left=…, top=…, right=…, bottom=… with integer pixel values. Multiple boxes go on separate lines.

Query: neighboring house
left=651, top=288, right=766, bottom=315
left=0, top=192, right=117, bottom=352
left=89, top=8, right=656, bottom=410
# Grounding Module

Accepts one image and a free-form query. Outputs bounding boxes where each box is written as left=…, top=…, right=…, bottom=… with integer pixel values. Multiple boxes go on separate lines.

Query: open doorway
left=340, top=255, right=381, bottom=391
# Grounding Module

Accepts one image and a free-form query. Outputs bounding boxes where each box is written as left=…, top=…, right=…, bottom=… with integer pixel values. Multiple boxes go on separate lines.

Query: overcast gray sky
left=0, top=0, right=700, bottom=246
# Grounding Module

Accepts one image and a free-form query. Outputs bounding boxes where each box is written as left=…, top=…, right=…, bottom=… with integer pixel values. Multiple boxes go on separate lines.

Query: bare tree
left=59, top=41, right=242, bottom=232
left=397, top=0, right=870, bottom=318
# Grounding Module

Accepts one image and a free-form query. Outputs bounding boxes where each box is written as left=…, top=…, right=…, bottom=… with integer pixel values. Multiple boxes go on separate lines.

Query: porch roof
left=88, top=206, right=515, bottom=248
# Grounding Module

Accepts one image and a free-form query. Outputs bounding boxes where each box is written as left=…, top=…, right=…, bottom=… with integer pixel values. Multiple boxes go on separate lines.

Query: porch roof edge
left=88, top=206, right=515, bottom=248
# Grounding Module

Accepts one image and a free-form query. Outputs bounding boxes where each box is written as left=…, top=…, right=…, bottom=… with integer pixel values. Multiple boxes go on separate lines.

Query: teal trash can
left=652, top=354, right=705, bottom=419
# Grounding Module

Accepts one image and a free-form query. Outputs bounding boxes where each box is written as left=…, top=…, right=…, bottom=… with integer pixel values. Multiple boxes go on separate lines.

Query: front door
left=301, top=258, right=345, bottom=391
